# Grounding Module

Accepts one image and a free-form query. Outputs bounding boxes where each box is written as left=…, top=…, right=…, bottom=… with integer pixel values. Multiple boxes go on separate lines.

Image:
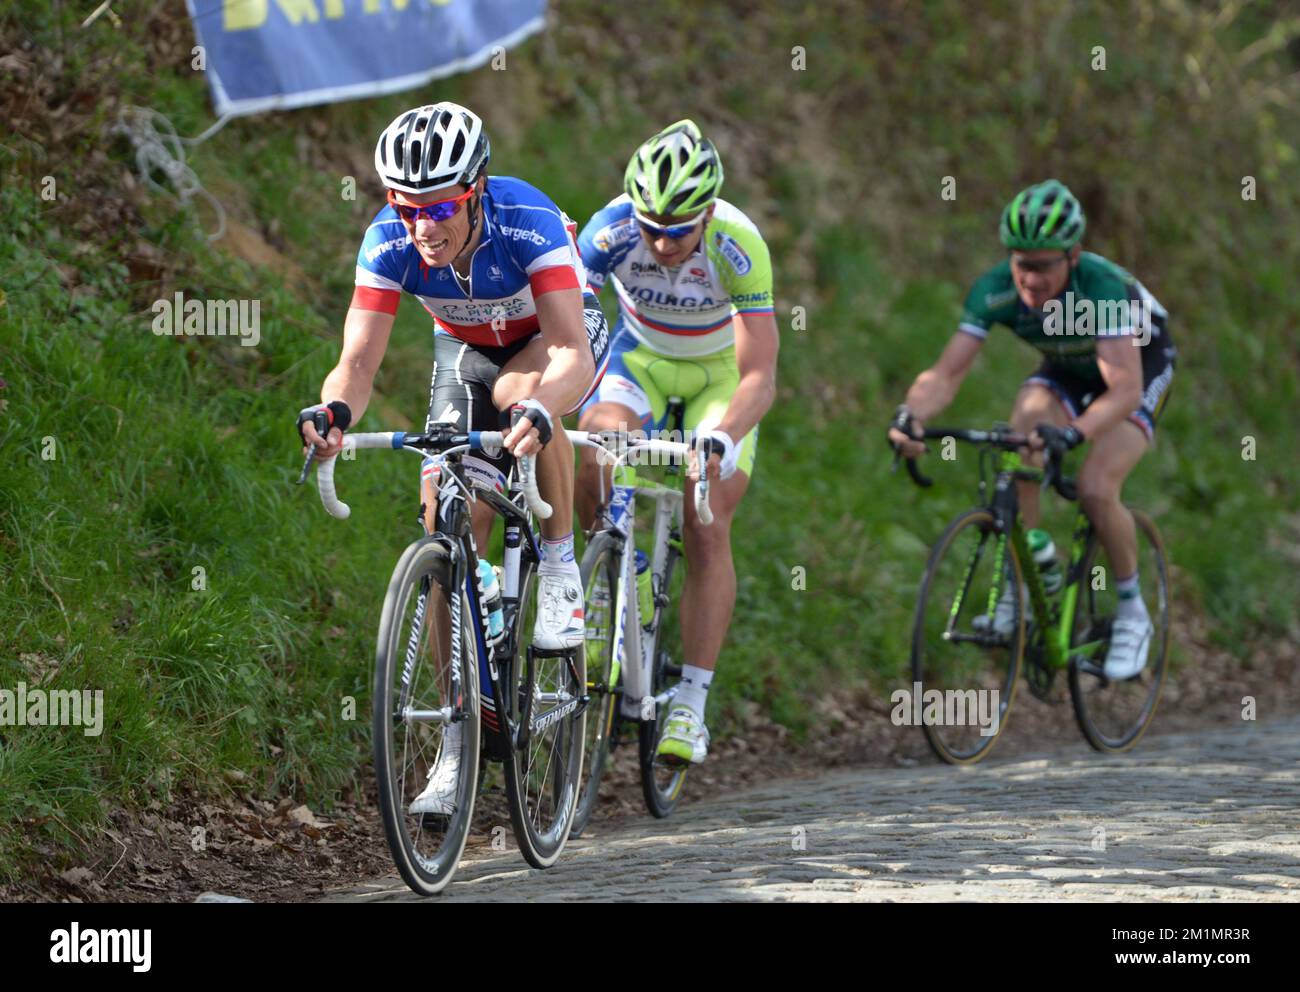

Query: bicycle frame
left=320, top=430, right=580, bottom=757
left=950, top=449, right=1108, bottom=673
left=607, top=464, right=685, bottom=721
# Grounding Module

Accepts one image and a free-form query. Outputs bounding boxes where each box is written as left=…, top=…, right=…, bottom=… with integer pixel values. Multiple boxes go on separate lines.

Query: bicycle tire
left=373, top=537, right=480, bottom=897
left=910, top=508, right=1024, bottom=765
left=1068, top=507, right=1170, bottom=752
left=571, top=530, right=621, bottom=838
left=639, top=541, right=689, bottom=817
left=502, top=554, right=586, bottom=868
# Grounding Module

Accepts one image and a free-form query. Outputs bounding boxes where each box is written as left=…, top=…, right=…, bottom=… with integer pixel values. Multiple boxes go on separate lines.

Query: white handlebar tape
left=316, top=432, right=400, bottom=520
left=316, top=455, right=349, bottom=519
left=517, top=453, right=552, bottom=519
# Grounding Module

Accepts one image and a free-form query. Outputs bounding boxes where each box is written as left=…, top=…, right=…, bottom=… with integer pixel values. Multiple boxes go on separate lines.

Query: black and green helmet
left=999, top=179, right=1086, bottom=251
left=624, top=119, right=724, bottom=216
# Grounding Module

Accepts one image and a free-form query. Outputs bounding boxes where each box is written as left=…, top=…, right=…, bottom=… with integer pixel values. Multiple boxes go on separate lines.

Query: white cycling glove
left=696, top=428, right=739, bottom=480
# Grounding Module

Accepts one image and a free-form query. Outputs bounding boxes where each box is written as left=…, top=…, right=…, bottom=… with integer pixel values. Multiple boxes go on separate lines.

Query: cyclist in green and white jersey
left=889, top=179, right=1176, bottom=680
left=575, top=120, right=780, bottom=765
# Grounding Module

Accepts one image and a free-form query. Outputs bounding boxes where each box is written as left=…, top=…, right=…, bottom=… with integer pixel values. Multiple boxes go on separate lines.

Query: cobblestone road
left=324, top=716, right=1300, bottom=902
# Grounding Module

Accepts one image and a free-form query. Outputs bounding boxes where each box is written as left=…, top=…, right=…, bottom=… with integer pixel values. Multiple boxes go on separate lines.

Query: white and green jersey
left=577, top=194, right=775, bottom=357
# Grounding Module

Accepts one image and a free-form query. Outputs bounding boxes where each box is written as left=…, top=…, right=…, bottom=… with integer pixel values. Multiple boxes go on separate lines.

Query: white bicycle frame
left=574, top=430, right=713, bottom=722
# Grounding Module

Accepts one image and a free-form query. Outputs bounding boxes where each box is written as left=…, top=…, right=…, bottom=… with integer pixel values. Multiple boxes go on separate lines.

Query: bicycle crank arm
left=943, top=631, right=1012, bottom=648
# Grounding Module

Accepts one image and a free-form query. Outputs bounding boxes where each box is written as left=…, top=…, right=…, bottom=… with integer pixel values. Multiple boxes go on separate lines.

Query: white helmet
left=374, top=102, right=490, bottom=194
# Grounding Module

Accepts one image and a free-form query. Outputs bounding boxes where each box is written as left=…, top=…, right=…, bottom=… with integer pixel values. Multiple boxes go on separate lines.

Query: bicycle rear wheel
left=639, top=541, right=689, bottom=817
left=911, top=508, right=1023, bottom=764
left=1068, top=507, right=1170, bottom=752
left=502, top=557, right=586, bottom=867
left=572, top=530, right=621, bottom=838
left=373, top=538, right=480, bottom=897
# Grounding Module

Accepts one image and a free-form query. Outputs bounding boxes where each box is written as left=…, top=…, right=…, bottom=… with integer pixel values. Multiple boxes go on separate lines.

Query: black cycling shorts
left=1024, top=339, right=1175, bottom=441
left=424, top=295, right=611, bottom=476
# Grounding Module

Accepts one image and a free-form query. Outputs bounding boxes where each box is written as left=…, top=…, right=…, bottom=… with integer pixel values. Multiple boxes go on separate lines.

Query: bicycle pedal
left=529, top=644, right=580, bottom=659
left=416, top=812, right=452, bottom=834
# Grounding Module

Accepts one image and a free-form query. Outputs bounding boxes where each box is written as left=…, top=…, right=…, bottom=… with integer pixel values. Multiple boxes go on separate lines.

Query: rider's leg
left=494, top=336, right=586, bottom=539
left=1076, top=417, right=1149, bottom=580
left=1009, top=381, right=1071, bottom=529
left=680, top=468, right=751, bottom=673
left=654, top=350, right=757, bottom=763
left=575, top=326, right=657, bottom=530
left=576, top=401, right=642, bottom=529
left=495, top=328, right=605, bottom=649
left=676, top=375, right=758, bottom=685
left=1081, top=416, right=1155, bottom=678
left=422, top=335, right=502, bottom=550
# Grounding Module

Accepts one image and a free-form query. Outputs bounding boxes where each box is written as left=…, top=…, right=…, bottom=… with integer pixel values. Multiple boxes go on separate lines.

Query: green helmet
left=999, top=179, right=1086, bottom=251
left=624, top=119, right=724, bottom=216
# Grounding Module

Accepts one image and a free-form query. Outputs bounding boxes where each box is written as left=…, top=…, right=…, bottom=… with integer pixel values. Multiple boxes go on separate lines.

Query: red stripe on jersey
left=635, top=311, right=733, bottom=335
left=529, top=265, right=580, bottom=298
left=434, top=314, right=541, bottom=348
left=350, top=286, right=401, bottom=315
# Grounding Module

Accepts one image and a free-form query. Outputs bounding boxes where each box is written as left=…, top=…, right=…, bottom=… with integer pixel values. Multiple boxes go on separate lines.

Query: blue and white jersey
left=352, top=176, right=587, bottom=347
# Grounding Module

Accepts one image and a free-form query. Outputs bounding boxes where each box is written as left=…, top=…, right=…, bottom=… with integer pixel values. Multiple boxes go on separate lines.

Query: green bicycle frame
left=957, top=451, right=1109, bottom=670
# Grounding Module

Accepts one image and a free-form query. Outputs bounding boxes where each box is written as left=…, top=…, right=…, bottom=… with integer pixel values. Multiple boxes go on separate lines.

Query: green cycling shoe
left=656, top=705, right=710, bottom=765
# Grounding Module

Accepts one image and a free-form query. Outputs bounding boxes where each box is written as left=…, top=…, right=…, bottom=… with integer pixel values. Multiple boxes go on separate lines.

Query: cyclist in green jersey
left=889, top=179, right=1176, bottom=680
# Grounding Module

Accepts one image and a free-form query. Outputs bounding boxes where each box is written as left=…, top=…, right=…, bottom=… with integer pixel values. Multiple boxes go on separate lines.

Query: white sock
left=675, top=664, right=713, bottom=717
left=539, top=533, right=576, bottom=574
left=1115, top=572, right=1148, bottom=620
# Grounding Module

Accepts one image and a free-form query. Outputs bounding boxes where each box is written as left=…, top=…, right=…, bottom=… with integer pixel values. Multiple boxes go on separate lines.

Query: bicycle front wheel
left=911, top=508, right=1023, bottom=765
left=502, top=559, right=586, bottom=868
left=639, top=541, right=689, bottom=817
left=571, top=530, right=621, bottom=838
left=373, top=538, right=480, bottom=897
left=1068, top=507, right=1170, bottom=752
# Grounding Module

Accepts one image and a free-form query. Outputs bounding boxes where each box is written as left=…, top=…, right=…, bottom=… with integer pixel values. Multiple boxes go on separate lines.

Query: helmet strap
left=452, top=180, right=482, bottom=269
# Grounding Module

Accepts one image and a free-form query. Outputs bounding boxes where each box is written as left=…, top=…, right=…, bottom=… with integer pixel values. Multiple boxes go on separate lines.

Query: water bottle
left=477, top=559, right=505, bottom=642
left=634, top=549, right=654, bottom=626
left=1027, top=529, right=1063, bottom=595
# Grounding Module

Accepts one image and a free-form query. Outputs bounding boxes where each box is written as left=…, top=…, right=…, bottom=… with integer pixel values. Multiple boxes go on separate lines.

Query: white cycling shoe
left=410, top=728, right=462, bottom=816
left=1103, top=612, right=1154, bottom=680
left=533, top=568, right=585, bottom=651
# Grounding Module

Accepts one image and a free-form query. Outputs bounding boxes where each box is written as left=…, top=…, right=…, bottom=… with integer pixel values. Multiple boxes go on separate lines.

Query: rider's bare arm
left=716, top=310, right=779, bottom=444
left=1072, top=336, right=1144, bottom=440
left=889, top=331, right=984, bottom=455
left=906, top=331, right=984, bottom=420
left=504, top=287, right=594, bottom=456
left=305, top=306, right=396, bottom=457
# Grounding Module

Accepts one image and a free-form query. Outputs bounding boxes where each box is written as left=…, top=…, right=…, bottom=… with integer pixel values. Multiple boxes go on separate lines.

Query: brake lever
left=294, top=444, right=318, bottom=485
left=295, top=409, right=333, bottom=485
